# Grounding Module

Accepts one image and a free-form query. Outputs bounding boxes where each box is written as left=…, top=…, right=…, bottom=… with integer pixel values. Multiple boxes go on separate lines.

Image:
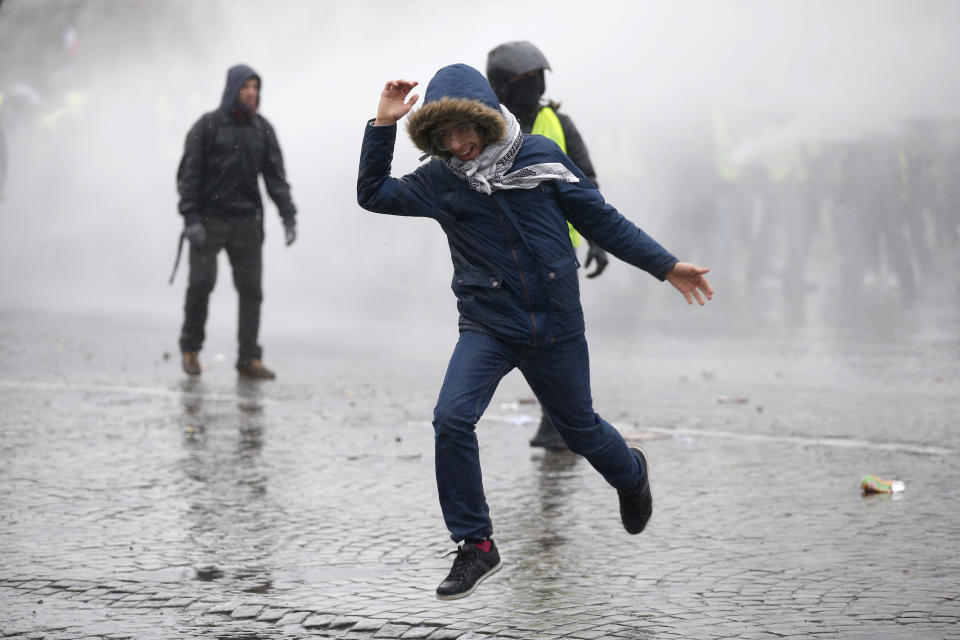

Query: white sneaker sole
left=435, top=559, right=503, bottom=600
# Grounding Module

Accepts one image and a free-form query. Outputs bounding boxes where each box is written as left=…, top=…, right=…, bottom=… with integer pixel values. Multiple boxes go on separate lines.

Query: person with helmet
left=175, top=64, right=298, bottom=379
left=358, top=65, right=713, bottom=600
left=487, top=40, right=608, bottom=451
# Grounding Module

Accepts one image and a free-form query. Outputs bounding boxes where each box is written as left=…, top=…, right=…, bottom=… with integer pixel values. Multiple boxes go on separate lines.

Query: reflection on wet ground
left=1, top=301, right=959, bottom=638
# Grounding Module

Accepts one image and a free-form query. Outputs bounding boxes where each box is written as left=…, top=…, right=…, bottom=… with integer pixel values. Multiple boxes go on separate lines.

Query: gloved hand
left=184, top=221, right=206, bottom=247
left=283, top=218, right=297, bottom=246
left=584, top=242, right=609, bottom=278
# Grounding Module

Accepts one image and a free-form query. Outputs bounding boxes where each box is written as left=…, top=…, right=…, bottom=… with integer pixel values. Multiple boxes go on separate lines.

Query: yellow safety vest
left=711, top=108, right=740, bottom=183
left=40, top=91, right=87, bottom=129
left=532, top=106, right=581, bottom=247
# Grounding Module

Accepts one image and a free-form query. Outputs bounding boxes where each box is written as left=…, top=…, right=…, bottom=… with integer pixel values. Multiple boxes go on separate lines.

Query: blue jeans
left=433, top=330, right=643, bottom=542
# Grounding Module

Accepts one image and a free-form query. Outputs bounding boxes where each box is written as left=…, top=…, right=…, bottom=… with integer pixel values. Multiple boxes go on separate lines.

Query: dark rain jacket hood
left=405, top=64, right=507, bottom=158
left=220, top=64, right=261, bottom=113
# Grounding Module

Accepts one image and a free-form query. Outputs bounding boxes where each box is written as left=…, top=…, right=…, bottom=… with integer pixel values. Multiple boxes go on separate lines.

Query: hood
left=220, top=63, right=261, bottom=112
left=405, top=63, right=507, bottom=158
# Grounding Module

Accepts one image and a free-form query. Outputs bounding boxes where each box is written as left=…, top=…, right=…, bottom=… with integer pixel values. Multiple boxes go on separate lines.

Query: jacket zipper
left=492, top=199, right=539, bottom=345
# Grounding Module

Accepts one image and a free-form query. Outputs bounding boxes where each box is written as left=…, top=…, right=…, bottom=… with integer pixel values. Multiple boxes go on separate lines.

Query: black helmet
left=486, top=41, right=551, bottom=114
left=486, top=41, right=550, bottom=93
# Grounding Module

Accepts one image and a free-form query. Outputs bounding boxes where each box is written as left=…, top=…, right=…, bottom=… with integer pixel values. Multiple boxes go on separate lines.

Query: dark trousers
left=433, top=330, right=641, bottom=542
left=179, top=218, right=264, bottom=365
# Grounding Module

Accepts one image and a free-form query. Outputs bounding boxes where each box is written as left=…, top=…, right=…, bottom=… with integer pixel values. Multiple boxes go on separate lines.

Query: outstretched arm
left=374, top=79, right=419, bottom=126
left=665, top=263, right=714, bottom=305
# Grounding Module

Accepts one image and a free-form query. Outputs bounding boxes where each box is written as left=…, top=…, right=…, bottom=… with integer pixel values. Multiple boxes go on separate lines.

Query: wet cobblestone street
left=2, top=296, right=959, bottom=639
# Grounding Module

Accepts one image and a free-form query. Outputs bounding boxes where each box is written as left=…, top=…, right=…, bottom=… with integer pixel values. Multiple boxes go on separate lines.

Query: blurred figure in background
left=899, top=121, right=937, bottom=280
left=834, top=136, right=917, bottom=301
left=743, top=116, right=820, bottom=295
left=486, top=40, right=608, bottom=451
left=931, top=124, right=960, bottom=273
left=176, top=64, right=297, bottom=379
left=0, top=98, right=6, bottom=204
left=0, top=83, right=46, bottom=205
left=708, top=108, right=752, bottom=288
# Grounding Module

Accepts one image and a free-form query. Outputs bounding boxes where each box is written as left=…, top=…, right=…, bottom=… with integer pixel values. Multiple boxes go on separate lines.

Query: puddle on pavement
left=122, top=565, right=197, bottom=582
left=272, top=564, right=385, bottom=584
left=196, top=565, right=224, bottom=581
left=193, top=625, right=282, bottom=640
left=241, top=581, right=272, bottom=593
left=123, top=563, right=385, bottom=587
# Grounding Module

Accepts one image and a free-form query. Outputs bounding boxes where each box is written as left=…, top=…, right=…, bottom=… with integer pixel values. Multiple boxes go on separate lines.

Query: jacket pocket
left=451, top=272, right=506, bottom=324
left=452, top=272, right=504, bottom=289
left=538, top=255, right=580, bottom=282
left=539, top=256, right=581, bottom=313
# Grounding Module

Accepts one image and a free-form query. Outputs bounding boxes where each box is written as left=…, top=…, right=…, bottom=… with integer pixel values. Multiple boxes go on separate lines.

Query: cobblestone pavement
left=2, top=294, right=959, bottom=639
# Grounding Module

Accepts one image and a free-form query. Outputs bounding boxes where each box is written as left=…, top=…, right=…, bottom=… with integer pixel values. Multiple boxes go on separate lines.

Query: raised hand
left=665, top=262, right=714, bottom=305
left=375, top=79, right=419, bottom=126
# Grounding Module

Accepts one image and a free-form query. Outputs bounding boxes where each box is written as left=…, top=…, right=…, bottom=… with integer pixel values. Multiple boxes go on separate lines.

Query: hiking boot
left=529, top=414, right=569, bottom=451
left=618, top=447, right=653, bottom=534
left=182, top=352, right=201, bottom=376
left=436, top=540, right=502, bottom=600
left=236, top=359, right=276, bottom=380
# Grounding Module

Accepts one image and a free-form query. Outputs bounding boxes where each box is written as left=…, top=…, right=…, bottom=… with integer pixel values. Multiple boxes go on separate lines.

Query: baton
left=168, top=231, right=186, bottom=285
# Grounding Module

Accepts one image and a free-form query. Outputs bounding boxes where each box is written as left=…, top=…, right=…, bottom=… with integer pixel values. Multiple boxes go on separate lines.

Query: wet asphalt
left=1, top=287, right=959, bottom=639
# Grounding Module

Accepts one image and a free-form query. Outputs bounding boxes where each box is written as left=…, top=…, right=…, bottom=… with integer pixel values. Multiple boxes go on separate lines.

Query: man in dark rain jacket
left=176, top=64, right=297, bottom=379
left=487, top=40, right=608, bottom=451
left=357, top=64, right=712, bottom=600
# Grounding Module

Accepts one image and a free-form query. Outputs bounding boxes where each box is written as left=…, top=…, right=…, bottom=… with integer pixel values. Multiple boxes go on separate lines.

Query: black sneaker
left=435, top=540, right=502, bottom=600
left=618, top=447, right=653, bottom=534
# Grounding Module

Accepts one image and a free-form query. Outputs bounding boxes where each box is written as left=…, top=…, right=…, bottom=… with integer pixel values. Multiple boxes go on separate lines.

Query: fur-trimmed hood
left=406, top=64, right=507, bottom=158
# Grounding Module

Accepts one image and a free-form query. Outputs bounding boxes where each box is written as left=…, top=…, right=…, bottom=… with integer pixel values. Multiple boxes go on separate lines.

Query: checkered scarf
left=445, top=105, right=579, bottom=195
